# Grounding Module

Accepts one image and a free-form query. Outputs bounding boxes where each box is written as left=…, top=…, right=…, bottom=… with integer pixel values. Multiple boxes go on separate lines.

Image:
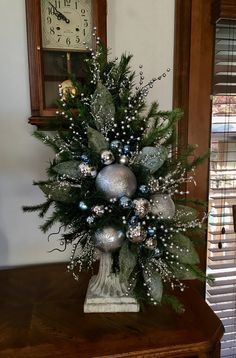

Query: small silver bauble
left=94, top=225, right=125, bottom=252
left=144, top=237, right=157, bottom=250
left=119, top=155, right=129, bottom=165
left=79, top=163, right=97, bottom=178
left=126, top=223, right=147, bottom=243
left=91, top=205, right=105, bottom=217
left=101, top=150, right=115, bottom=165
left=150, top=193, right=175, bottom=219
left=95, top=164, right=137, bottom=200
left=133, top=198, right=151, bottom=218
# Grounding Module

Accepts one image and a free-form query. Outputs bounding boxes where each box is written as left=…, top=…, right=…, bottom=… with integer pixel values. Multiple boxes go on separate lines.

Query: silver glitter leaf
left=169, top=263, right=200, bottom=280
left=39, top=182, right=75, bottom=203
left=119, top=240, right=137, bottom=283
left=143, top=268, right=163, bottom=303
left=136, top=146, right=168, bottom=174
left=53, top=161, right=81, bottom=178
left=87, top=126, right=108, bottom=154
left=168, top=233, right=200, bottom=265
left=91, top=82, right=115, bottom=133
left=174, top=205, right=198, bottom=223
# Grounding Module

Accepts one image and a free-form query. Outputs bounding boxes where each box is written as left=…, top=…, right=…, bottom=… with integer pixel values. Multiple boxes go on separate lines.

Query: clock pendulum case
left=25, top=0, right=107, bottom=128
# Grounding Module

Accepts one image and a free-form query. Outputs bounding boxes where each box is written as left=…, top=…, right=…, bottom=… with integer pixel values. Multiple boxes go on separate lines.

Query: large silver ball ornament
left=95, top=164, right=137, bottom=200
left=150, top=193, right=175, bottom=219
left=94, top=225, right=125, bottom=252
left=101, top=150, right=115, bottom=165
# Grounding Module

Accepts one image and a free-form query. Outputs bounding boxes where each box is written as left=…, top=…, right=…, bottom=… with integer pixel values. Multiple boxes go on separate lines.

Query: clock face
left=41, top=0, right=92, bottom=50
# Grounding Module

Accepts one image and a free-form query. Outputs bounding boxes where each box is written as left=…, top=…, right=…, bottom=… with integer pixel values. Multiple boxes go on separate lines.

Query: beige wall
left=0, top=0, right=175, bottom=267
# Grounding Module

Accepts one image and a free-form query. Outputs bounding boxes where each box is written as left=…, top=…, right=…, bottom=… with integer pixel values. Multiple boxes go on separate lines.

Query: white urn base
left=84, top=275, right=140, bottom=313
left=83, top=251, right=140, bottom=313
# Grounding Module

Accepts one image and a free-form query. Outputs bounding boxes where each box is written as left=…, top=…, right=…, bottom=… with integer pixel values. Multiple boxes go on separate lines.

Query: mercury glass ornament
left=110, top=140, right=123, bottom=153
left=92, top=205, right=105, bottom=217
left=95, top=164, right=137, bottom=200
left=119, top=196, right=133, bottom=209
left=94, top=225, right=125, bottom=252
left=133, top=198, right=151, bottom=218
left=150, top=193, right=175, bottom=219
left=101, top=150, right=115, bottom=165
left=119, top=155, right=129, bottom=165
left=127, top=223, right=147, bottom=243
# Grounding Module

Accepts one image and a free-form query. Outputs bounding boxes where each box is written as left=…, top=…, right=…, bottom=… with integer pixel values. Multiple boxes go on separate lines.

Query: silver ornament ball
left=127, top=223, right=147, bottom=243
left=95, top=164, right=137, bottom=200
left=94, top=225, right=125, bottom=252
left=101, top=150, right=115, bottom=165
left=133, top=198, right=151, bottom=218
left=119, top=155, right=129, bottom=165
left=150, top=193, right=175, bottom=219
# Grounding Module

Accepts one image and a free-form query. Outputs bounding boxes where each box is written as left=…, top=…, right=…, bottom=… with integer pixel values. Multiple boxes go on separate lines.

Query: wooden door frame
left=173, top=0, right=215, bottom=291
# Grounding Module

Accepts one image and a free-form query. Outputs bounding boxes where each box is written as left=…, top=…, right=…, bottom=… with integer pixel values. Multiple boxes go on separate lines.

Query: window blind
left=206, top=21, right=236, bottom=358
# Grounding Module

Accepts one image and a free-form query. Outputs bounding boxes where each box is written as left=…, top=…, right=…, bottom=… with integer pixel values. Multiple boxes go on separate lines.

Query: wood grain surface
left=0, top=263, right=224, bottom=357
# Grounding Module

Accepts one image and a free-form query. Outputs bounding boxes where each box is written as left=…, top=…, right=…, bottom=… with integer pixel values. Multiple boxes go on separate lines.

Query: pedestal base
left=84, top=275, right=140, bottom=313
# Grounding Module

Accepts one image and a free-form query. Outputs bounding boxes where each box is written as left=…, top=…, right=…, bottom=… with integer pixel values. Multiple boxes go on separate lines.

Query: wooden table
left=0, top=263, right=224, bottom=358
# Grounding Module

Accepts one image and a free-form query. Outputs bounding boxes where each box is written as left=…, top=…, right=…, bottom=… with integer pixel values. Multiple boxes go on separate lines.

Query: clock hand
left=48, top=2, right=70, bottom=24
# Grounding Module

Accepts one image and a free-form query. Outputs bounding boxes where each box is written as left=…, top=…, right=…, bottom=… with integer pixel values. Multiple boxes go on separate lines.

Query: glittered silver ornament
left=79, top=163, right=97, bottom=178
left=101, top=150, right=115, bottom=165
left=119, top=155, right=129, bottom=165
left=150, top=193, right=175, bottom=219
left=92, top=205, right=105, bottom=217
left=137, top=146, right=168, bottom=174
left=95, top=164, right=137, bottom=200
left=94, top=225, right=125, bottom=252
left=144, top=237, right=157, bottom=250
left=126, top=223, right=147, bottom=243
left=133, top=198, right=151, bottom=218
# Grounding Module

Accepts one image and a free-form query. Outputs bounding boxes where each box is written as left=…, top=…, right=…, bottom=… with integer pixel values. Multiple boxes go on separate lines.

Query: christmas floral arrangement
left=23, top=39, right=208, bottom=312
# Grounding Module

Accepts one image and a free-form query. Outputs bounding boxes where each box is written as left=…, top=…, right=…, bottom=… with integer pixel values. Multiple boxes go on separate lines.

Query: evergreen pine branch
left=40, top=211, right=61, bottom=233
left=33, top=131, right=60, bottom=152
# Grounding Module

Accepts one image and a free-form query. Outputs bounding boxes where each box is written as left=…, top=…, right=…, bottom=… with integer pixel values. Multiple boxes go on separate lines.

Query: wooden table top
left=0, top=263, right=224, bottom=358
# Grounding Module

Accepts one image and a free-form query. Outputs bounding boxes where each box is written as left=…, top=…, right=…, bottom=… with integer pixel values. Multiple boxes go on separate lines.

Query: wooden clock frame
left=25, top=0, right=107, bottom=129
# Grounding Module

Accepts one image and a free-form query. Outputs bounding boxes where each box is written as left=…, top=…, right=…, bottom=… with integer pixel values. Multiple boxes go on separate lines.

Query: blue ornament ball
left=147, top=227, right=156, bottom=237
left=139, top=185, right=149, bottom=194
left=79, top=201, right=88, bottom=210
left=110, top=140, right=123, bottom=152
left=129, top=215, right=139, bottom=226
left=123, top=144, right=130, bottom=155
left=80, top=154, right=90, bottom=164
left=119, top=196, right=133, bottom=209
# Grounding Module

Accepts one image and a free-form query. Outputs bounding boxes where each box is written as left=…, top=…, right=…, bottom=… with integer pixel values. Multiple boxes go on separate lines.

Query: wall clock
left=25, top=0, right=107, bottom=128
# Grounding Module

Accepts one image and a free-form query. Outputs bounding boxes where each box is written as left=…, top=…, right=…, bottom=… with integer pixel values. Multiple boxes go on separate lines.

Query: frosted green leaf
left=91, top=82, right=115, bottom=133
left=39, top=182, right=75, bottom=203
left=53, top=161, right=81, bottom=178
left=119, top=241, right=137, bottom=283
left=169, top=263, right=200, bottom=280
left=87, top=127, right=108, bottom=154
left=168, top=233, right=200, bottom=265
left=174, top=205, right=198, bottom=223
left=136, top=146, right=168, bottom=174
left=143, top=269, right=163, bottom=303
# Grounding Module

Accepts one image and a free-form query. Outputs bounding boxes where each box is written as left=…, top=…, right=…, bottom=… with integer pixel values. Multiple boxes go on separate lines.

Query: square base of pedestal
left=83, top=276, right=140, bottom=313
